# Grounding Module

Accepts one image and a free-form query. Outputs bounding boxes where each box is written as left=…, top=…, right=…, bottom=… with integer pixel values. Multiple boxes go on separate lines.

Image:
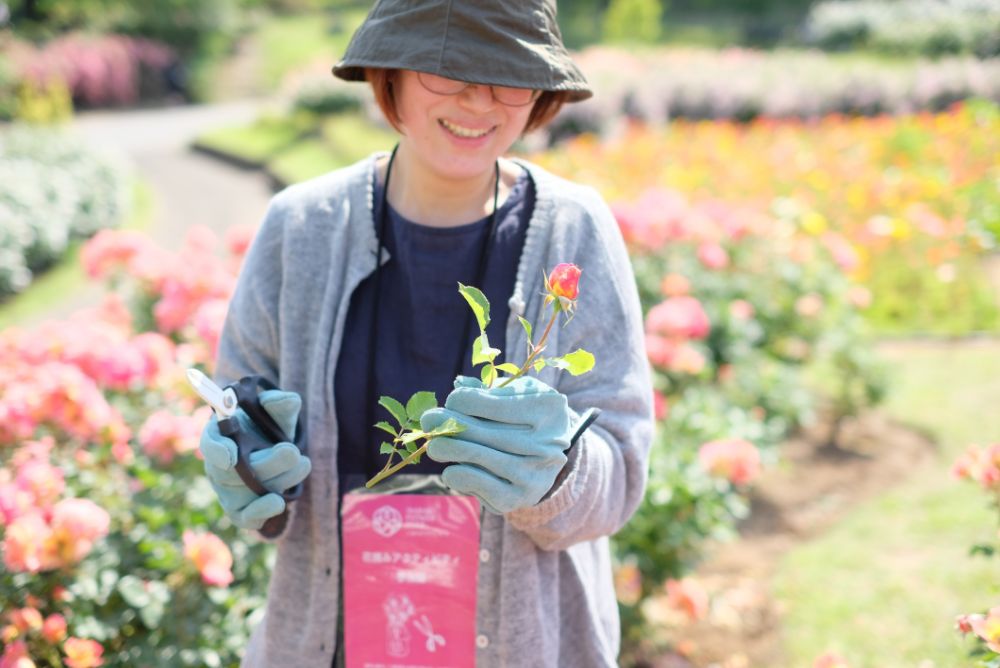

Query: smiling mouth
left=439, top=119, right=496, bottom=139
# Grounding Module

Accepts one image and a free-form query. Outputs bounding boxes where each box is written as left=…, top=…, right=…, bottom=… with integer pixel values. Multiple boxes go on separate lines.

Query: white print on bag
left=383, top=594, right=415, bottom=657
left=372, top=505, right=403, bottom=538
left=413, top=614, right=446, bottom=652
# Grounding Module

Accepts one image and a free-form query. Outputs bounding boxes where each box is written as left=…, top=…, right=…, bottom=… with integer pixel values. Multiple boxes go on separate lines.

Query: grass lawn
left=194, top=114, right=311, bottom=165
left=0, top=181, right=153, bottom=330
left=195, top=111, right=396, bottom=186
left=775, top=341, right=1000, bottom=667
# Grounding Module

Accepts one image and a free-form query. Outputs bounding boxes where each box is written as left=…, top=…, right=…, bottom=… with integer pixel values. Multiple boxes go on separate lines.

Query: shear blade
left=187, top=368, right=238, bottom=418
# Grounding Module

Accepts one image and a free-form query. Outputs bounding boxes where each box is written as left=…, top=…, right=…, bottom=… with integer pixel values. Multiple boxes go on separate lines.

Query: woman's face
left=393, top=69, right=535, bottom=182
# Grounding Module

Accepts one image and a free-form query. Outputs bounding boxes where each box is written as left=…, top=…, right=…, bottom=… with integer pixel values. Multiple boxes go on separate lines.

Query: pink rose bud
left=547, top=263, right=582, bottom=301
left=42, top=614, right=67, bottom=643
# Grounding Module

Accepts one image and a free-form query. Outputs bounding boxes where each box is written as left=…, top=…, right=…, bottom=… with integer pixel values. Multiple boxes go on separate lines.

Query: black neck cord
left=366, top=145, right=500, bottom=454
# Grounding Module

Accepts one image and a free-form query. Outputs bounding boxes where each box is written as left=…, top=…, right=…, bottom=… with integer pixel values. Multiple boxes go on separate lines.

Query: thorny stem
left=498, top=306, right=560, bottom=388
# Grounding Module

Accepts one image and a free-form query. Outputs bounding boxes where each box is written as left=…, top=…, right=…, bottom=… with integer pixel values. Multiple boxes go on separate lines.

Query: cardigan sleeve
left=216, top=197, right=285, bottom=388
left=505, top=186, right=654, bottom=551
left=214, top=196, right=297, bottom=542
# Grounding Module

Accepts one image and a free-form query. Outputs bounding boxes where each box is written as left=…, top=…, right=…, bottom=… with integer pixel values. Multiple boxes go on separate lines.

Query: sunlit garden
left=2, top=0, right=1000, bottom=666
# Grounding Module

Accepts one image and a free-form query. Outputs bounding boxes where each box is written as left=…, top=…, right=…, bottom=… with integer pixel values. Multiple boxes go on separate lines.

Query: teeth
left=441, top=119, right=492, bottom=138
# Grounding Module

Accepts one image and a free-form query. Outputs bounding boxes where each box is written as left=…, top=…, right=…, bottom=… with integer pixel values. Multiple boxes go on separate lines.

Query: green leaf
left=562, top=349, right=596, bottom=375
left=472, top=333, right=501, bottom=365
left=427, top=418, right=465, bottom=437
left=495, top=362, right=521, bottom=375
left=458, top=283, right=490, bottom=332
left=375, top=421, right=397, bottom=437
left=399, top=430, right=425, bottom=444
left=378, top=396, right=408, bottom=428
left=518, top=316, right=533, bottom=341
left=379, top=442, right=397, bottom=455
left=533, top=359, right=546, bottom=372
left=481, top=363, right=495, bottom=386
left=117, top=575, right=151, bottom=608
left=405, top=391, right=437, bottom=421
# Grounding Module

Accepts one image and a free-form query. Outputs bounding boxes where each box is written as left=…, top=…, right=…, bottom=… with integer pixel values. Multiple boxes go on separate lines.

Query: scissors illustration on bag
left=413, top=614, right=446, bottom=652
left=187, top=369, right=305, bottom=537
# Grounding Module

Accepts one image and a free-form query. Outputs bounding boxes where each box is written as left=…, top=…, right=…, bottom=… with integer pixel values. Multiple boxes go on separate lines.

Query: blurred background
left=1, top=1, right=999, bottom=667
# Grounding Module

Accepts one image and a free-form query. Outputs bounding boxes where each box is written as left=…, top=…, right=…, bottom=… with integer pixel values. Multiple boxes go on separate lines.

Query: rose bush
left=0, top=226, right=272, bottom=667
left=608, top=180, right=885, bottom=655
left=952, top=443, right=1000, bottom=666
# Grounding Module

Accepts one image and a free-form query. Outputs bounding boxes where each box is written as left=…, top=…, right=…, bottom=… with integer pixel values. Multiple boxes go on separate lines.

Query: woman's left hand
left=420, top=375, right=574, bottom=514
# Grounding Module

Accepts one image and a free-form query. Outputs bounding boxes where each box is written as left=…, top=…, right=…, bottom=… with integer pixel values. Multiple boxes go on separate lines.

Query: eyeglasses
left=416, top=72, right=540, bottom=107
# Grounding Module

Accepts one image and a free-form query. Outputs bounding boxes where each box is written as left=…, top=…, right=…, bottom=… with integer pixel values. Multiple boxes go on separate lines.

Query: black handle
left=223, top=375, right=306, bottom=538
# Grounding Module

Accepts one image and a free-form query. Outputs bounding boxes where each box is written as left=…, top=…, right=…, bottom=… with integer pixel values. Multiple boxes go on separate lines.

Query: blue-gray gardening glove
left=420, top=376, right=574, bottom=515
left=198, top=389, right=311, bottom=530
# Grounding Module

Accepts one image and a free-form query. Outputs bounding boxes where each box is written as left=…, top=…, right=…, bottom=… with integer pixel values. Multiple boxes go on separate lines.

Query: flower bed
left=1, top=32, right=182, bottom=117
left=545, top=46, right=1000, bottom=139
left=0, top=225, right=267, bottom=667
left=0, top=126, right=131, bottom=298
left=533, top=99, right=1000, bottom=335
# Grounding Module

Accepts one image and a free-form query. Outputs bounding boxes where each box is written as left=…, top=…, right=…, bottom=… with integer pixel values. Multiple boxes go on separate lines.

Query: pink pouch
left=341, top=491, right=481, bottom=667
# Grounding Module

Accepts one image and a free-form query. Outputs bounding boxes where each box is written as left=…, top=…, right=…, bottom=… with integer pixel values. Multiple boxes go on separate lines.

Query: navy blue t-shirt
left=335, top=167, right=534, bottom=490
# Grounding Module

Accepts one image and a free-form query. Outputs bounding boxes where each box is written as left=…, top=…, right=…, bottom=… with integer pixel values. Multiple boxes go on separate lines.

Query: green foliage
left=602, top=0, right=664, bottom=44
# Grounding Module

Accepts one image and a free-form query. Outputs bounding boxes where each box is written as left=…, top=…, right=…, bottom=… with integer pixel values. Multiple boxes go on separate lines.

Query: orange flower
left=63, top=637, right=103, bottom=668
left=8, top=608, right=41, bottom=633
left=45, top=499, right=111, bottom=567
left=546, top=263, right=582, bottom=301
left=665, top=577, right=709, bottom=621
left=183, top=530, right=234, bottom=587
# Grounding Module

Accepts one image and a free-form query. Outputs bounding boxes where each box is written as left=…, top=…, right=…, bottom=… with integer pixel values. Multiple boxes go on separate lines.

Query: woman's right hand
left=198, top=389, right=311, bottom=530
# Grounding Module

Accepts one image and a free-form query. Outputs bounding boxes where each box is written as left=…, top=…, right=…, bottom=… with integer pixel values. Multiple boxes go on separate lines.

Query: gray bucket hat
left=332, top=0, right=592, bottom=102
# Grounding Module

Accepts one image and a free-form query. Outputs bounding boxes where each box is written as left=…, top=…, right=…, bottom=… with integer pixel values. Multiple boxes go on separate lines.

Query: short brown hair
left=365, top=68, right=569, bottom=134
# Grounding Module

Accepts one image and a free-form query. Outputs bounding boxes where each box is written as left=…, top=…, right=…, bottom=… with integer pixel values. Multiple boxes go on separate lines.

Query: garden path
left=72, top=99, right=276, bottom=249
left=39, top=100, right=277, bottom=324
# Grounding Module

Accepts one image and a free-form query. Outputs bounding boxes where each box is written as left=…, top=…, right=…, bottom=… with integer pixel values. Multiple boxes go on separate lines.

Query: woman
left=198, top=1, right=653, bottom=666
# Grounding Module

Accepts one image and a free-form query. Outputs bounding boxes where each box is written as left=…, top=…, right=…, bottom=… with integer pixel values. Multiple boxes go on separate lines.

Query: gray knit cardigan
left=216, top=153, right=654, bottom=667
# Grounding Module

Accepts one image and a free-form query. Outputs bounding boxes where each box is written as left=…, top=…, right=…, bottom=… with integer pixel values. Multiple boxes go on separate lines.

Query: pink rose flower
left=0, top=639, right=34, bottom=668
left=138, top=410, right=204, bottom=464
left=2, top=512, right=53, bottom=573
left=697, top=242, right=729, bottom=270
left=47, top=499, right=111, bottom=566
left=63, top=637, right=104, bottom=668
left=42, top=614, right=67, bottom=643
left=970, top=607, right=1000, bottom=653
left=183, top=530, right=234, bottom=587
left=698, top=438, right=761, bottom=486
left=645, top=296, right=711, bottom=340
left=652, top=390, right=668, bottom=421
left=8, top=608, right=42, bottom=633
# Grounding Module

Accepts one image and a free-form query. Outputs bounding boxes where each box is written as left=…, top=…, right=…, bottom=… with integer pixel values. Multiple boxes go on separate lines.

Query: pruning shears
left=187, top=369, right=304, bottom=537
